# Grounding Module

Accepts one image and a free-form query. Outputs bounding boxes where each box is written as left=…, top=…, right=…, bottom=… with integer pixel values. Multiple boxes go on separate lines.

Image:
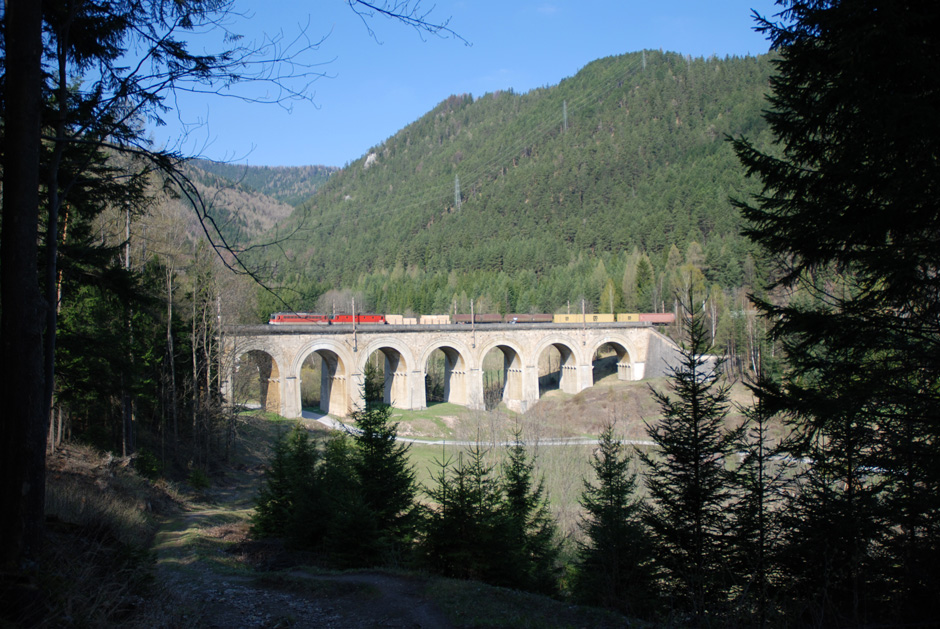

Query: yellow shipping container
left=553, top=313, right=616, bottom=323
left=617, top=313, right=640, bottom=322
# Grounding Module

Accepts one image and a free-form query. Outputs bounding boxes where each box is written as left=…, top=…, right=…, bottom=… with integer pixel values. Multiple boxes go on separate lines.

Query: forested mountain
left=190, top=159, right=336, bottom=206
left=254, top=50, right=774, bottom=328
left=175, top=161, right=336, bottom=246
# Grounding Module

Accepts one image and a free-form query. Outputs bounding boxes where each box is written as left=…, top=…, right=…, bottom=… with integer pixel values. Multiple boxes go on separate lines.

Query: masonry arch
left=590, top=337, right=637, bottom=384
left=420, top=340, right=472, bottom=407
left=478, top=339, right=527, bottom=410
left=532, top=336, right=582, bottom=397
left=231, top=349, right=282, bottom=413
left=293, top=341, right=356, bottom=418
left=360, top=338, right=417, bottom=409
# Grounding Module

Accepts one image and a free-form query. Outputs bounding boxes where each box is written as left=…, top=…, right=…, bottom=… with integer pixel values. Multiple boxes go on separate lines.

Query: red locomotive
left=268, top=313, right=387, bottom=325
left=329, top=314, right=387, bottom=324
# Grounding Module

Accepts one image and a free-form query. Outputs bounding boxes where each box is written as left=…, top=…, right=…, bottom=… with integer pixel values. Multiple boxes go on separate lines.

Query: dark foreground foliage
left=420, top=436, right=561, bottom=595
left=573, top=423, right=657, bottom=618
left=732, top=0, right=940, bottom=625
left=252, top=404, right=419, bottom=568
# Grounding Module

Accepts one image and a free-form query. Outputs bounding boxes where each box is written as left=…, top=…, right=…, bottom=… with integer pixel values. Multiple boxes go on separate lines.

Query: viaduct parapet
left=222, top=322, right=681, bottom=418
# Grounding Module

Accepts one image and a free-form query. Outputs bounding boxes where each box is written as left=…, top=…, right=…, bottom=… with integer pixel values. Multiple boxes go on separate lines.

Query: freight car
left=453, top=313, right=503, bottom=324
left=638, top=313, right=675, bottom=324
left=552, top=312, right=676, bottom=325
left=505, top=313, right=554, bottom=323
left=553, top=313, right=616, bottom=324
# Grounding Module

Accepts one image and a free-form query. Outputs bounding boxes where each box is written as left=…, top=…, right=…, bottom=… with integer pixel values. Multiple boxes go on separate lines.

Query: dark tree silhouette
left=574, top=423, right=657, bottom=616
left=639, top=289, right=739, bottom=623
left=733, top=1, right=940, bottom=623
left=499, top=432, right=560, bottom=594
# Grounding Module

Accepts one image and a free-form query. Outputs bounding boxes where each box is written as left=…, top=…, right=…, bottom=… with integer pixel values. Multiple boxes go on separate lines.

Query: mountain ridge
left=251, top=50, right=773, bottom=314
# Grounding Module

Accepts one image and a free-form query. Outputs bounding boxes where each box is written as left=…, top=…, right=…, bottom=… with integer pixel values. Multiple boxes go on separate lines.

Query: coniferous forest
left=252, top=51, right=774, bottom=336
left=2, top=1, right=940, bottom=627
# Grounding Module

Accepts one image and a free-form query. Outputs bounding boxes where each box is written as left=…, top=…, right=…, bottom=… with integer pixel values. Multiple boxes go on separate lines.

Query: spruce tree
left=318, top=432, right=366, bottom=564
left=251, top=423, right=321, bottom=541
left=574, top=423, right=657, bottom=617
left=421, top=444, right=510, bottom=584
left=639, top=289, right=739, bottom=623
left=499, top=433, right=560, bottom=594
left=728, top=359, right=790, bottom=627
left=732, top=1, right=940, bottom=622
left=349, top=402, right=418, bottom=565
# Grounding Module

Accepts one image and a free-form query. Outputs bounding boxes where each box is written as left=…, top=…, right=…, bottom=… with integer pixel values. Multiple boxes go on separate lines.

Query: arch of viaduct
left=222, top=323, right=681, bottom=418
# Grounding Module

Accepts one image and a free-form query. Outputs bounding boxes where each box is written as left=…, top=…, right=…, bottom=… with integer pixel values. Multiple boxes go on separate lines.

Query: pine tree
left=635, top=256, right=655, bottom=312
left=639, top=289, right=739, bottom=623
left=251, top=423, right=321, bottom=540
left=728, top=358, right=790, bottom=627
left=574, top=423, right=657, bottom=617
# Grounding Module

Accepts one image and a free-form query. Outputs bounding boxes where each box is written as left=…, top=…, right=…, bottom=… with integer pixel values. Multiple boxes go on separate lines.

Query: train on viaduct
left=222, top=318, right=683, bottom=418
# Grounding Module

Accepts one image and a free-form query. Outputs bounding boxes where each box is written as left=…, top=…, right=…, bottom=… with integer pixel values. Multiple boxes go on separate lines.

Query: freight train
left=268, top=312, right=674, bottom=325
left=268, top=313, right=387, bottom=325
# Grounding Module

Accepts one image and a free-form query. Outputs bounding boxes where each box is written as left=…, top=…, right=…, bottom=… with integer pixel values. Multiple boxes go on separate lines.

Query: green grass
left=387, top=402, right=474, bottom=440
left=407, top=441, right=464, bottom=489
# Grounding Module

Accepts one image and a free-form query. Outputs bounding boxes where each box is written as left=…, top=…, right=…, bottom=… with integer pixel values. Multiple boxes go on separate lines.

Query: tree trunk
left=43, top=4, right=73, bottom=473
left=0, top=0, right=47, bottom=568
left=122, top=206, right=135, bottom=456
left=166, top=267, right=178, bottom=454
left=192, top=296, right=199, bottom=464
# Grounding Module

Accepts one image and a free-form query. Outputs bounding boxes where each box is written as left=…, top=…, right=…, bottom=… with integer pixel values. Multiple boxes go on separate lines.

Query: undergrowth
left=1, top=444, right=186, bottom=627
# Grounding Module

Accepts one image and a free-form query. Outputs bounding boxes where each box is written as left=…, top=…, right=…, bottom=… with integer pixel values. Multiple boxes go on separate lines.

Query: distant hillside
left=177, top=161, right=336, bottom=245
left=247, top=51, right=774, bottom=351
left=190, top=160, right=337, bottom=207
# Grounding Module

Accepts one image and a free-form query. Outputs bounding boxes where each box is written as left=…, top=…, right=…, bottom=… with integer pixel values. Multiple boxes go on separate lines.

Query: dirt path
left=151, top=424, right=453, bottom=629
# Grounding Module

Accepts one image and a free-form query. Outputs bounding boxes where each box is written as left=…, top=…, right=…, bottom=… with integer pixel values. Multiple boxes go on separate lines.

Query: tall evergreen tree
left=728, top=358, right=790, bottom=627
left=774, top=368, right=885, bottom=626
left=349, top=402, right=418, bottom=565
left=251, top=423, right=321, bottom=540
left=421, top=444, right=510, bottom=584
left=639, top=289, right=739, bottom=624
left=499, top=433, right=560, bottom=594
left=732, top=1, right=940, bottom=623
left=574, top=423, right=657, bottom=617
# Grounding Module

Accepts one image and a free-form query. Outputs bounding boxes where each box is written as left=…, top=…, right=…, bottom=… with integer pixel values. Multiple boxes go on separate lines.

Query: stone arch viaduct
left=222, top=322, right=682, bottom=418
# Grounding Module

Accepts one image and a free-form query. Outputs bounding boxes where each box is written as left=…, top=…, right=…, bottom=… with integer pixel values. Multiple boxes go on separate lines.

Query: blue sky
left=155, top=1, right=780, bottom=168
